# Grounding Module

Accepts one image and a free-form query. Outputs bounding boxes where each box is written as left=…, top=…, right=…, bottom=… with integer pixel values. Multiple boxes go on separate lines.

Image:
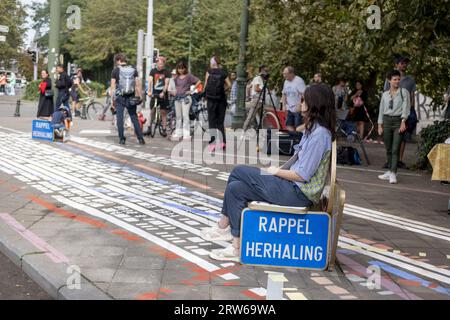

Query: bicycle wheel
left=167, top=110, right=176, bottom=137
left=87, top=102, right=104, bottom=120
left=262, top=111, right=280, bottom=129
left=149, top=111, right=159, bottom=138
left=197, top=100, right=209, bottom=133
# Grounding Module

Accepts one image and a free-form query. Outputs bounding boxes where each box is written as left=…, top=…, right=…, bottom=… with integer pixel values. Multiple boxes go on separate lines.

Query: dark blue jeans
left=286, top=111, right=303, bottom=128
left=115, top=95, right=144, bottom=141
left=56, top=92, right=71, bottom=118
left=222, top=165, right=313, bottom=237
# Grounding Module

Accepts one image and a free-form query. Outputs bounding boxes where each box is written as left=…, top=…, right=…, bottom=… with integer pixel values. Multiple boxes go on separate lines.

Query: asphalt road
left=0, top=251, right=52, bottom=300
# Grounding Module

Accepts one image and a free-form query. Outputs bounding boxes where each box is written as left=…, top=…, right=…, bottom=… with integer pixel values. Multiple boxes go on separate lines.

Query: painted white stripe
left=97, top=178, right=218, bottom=225
left=79, top=130, right=112, bottom=135
left=53, top=196, right=231, bottom=276
left=344, top=211, right=450, bottom=242
left=345, top=204, right=450, bottom=234
left=165, top=192, right=223, bottom=212
left=0, top=142, right=228, bottom=249
left=0, top=167, right=16, bottom=175
left=339, top=237, right=450, bottom=283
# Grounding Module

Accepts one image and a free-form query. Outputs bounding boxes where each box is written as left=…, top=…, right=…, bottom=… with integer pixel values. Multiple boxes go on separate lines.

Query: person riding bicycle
left=110, top=53, right=145, bottom=146
left=146, top=57, right=171, bottom=137
left=170, top=61, right=202, bottom=142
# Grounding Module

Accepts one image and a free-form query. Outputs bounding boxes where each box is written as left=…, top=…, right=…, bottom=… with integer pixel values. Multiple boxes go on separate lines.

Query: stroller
left=336, top=108, right=371, bottom=165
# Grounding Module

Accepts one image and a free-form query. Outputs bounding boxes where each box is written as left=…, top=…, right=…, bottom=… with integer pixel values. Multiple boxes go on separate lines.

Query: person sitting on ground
left=200, top=83, right=336, bottom=262
left=51, top=106, right=69, bottom=138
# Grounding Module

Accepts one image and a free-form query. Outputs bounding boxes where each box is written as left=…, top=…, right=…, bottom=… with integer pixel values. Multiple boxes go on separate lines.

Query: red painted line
left=0, top=213, right=69, bottom=264
left=397, top=279, right=422, bottom=287
left=70, top=142, right=225, bottom=197
left=111, top=229, right=144, bottom=242
left=27, top=195, right=107, bottom=229
left=136, top=292, right=158, bottom=300
left=242, top=290, right=265, bottom=301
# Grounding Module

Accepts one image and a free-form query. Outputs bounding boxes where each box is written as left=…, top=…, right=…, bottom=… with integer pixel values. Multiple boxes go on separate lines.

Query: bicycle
left=148, top=97, right=169, bottom=138
left=79, top=90, right=105, bottom=120
left=189, top=92, right=209, bottom=136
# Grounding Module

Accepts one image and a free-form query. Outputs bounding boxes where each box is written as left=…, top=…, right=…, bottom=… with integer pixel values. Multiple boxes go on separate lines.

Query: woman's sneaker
left=378, top=171, right=392, bottom=181
left=209, top=245, right=240, bottom=263
left=200, top=225, right=233, bottom=242
left=389, top=173, right=398, bottom=184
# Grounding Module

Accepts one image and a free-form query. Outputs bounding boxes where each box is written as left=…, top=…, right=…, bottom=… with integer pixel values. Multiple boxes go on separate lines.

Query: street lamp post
left=232, top=0, right=250, bottom=130
left=48, top=0, right=61, bottom=87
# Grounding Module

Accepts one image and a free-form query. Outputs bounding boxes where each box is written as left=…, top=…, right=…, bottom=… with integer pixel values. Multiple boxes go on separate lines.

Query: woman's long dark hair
left=303, top=83, right=336, bottom=141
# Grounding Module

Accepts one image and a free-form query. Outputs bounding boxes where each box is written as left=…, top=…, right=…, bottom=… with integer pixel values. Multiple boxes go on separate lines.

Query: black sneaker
left=75, top=110, right=81, bottom=117
left=398, top=161, right=407, bottom=169
left=138, top=138, right=146, bottom=145
left=161, top=129, right=167, bottom=138
left=382, top=162, right=389, bottom=169
left=119, top=138, right=126, bottom=145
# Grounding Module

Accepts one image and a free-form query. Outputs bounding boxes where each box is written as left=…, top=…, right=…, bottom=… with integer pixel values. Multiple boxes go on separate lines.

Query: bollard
left=14, top=100, right=21, bottom=117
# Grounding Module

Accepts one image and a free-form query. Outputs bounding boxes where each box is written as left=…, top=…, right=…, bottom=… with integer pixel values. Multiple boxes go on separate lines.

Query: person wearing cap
left=51, top=106, right=69, bottom=138
left=383, top=56, right=417, bottom=169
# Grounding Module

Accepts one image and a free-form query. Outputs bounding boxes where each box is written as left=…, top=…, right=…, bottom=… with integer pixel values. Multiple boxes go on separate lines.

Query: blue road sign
left=241, top=210, right=331, bottom=270
left=32, top=120, right=54, bottom=142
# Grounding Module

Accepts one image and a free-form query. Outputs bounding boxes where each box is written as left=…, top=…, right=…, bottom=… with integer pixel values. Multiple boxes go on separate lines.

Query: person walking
left=146, top=57, right=171, bottom=137
left=55, top=65, right=72, bottom=116
left=37, top=70, right=55, bottom=119
left=204, top=56, right=231, bottom=152
left=170, top=61, right=201, bottom=142
left=383, top=56, right=417, bottom=169
left=110, top=54, right=145, bottom=146
left=282, top=66, right=306, bottom=132
left=378, top=70, right=411, bottom=184
left=349, top=80, right=369, bottom=139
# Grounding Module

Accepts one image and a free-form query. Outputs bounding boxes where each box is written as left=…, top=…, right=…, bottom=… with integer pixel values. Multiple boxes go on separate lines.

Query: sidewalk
left=0, top=100, right=448, bottom=300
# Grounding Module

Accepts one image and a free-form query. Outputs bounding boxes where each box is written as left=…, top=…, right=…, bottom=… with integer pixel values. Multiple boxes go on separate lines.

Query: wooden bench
left=243, top=140, right=346, bottom=271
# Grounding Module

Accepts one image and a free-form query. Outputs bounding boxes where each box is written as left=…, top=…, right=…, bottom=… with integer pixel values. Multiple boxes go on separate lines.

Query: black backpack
left=337, top=146, right=362, bottom=165
left=205, top=70, right=225, bottom=100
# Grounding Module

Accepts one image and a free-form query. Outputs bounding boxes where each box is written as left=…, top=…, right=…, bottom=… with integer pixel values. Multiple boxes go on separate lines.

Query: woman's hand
left=267, top=166, right=280, bottom=176
left=400, top=121, right=407, bottom=133
left=378, top=124, right=384, bottom=136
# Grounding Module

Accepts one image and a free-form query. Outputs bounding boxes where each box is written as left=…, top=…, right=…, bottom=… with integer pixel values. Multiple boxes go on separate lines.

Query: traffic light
left=27, top=49, right=38, bottom=64
left=31, top=51, right=37, bottom=63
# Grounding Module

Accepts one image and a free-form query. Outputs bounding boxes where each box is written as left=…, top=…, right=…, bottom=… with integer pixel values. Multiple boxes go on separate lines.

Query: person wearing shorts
left=146, top=57, right=171, bottom=137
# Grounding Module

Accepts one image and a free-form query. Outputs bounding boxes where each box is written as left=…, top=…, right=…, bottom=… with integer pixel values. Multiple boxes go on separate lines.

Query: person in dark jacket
left=37, top=70, right=55, bottom=119
left=55, top=64, right=72, bottom=120
left=204, top=56, right=231, bottom=152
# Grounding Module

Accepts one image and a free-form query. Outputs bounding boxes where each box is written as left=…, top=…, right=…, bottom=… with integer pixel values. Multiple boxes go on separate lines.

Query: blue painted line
left=165, top=203, right=222, bottom=219
left=370, top=261, right=450, bottom=297
left=61, top=144, right=169, bottom=185
left=337, top=249, right=358, bottom=255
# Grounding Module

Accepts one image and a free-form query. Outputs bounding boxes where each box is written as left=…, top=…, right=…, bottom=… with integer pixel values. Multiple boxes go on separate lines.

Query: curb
left=0, top=218, right=112, bottom=300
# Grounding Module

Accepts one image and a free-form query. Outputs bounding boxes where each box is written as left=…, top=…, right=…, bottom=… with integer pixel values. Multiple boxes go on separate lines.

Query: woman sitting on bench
left=201, top=83, right=337, bottom=262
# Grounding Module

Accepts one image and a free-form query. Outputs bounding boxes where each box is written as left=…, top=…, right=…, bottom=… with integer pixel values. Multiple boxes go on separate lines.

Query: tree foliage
left=29, top=0, right=449, bottom=110
left=0, top=0, right=27, bottom=68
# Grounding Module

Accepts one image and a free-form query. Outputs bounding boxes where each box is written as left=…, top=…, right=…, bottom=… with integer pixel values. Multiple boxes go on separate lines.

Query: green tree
left=0, top=0, right=27, bottom=69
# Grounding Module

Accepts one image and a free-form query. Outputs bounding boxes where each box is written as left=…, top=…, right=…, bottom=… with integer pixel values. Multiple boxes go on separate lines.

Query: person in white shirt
left=282, top=66, right=306, bottom=132
left=243, top=65, right=268, bottom=130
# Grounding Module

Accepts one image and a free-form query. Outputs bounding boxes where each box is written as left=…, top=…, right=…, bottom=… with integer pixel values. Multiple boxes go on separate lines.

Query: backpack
left=117, top=65, right=136, bottom=95
left=205, top=70, right=225, bottom=100
left=337, top=146, right=361, bottom=165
